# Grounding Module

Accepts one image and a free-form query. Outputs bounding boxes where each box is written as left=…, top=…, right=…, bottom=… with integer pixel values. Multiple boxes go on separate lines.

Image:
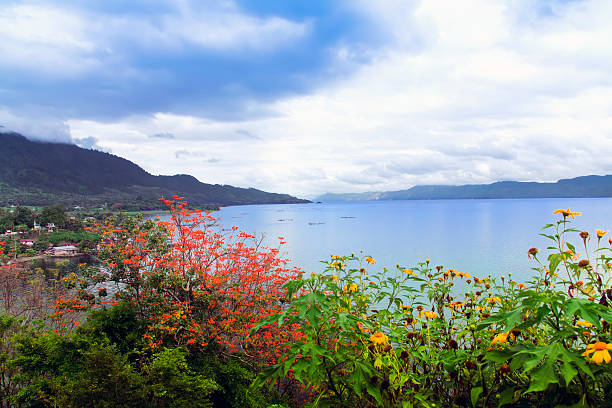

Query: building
left=20, top=238, right=37, bottom=247
left=51, top=245, right=78, bottom=256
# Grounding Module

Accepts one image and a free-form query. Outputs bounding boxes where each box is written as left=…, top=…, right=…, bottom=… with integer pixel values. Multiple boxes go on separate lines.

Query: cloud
left=73, top=136, right=111, bottom=152
left=234, top=129, right=261, bottom=140
left=0, top=0, right=364, bottom=122
left=0, top=109, right=72, bottom=143
left=3, top=0, right=612, bottom=198
left=175, top=150, right=206, bottom=159
left=149, top=132, right=175, bottom=140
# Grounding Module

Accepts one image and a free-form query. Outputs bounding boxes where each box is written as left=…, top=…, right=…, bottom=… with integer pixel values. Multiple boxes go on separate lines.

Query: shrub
left=252, top=209, right=612, bottom=407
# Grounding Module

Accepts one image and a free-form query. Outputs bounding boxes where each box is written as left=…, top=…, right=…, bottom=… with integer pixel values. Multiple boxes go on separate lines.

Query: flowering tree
left=93, top=196, right=302, bottom=367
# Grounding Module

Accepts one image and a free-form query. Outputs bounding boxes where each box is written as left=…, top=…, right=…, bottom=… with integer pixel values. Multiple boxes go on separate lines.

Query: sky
left=1, top=0, right=611, bottom=199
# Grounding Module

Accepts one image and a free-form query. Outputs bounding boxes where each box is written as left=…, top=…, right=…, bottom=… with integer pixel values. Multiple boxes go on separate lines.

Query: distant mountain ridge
left=317, top=175, right=612, bottom=201
left=0, top=132, right=309, bottom=209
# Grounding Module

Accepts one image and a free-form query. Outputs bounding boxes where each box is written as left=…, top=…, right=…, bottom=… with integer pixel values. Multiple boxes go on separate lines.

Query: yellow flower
left=562, top=250, right=578, bottom=261
left=582, top=342, right=612, bottom=364
left=403, top=268, right=417, bottom=277
left=419, top=311, right=438, bottom=319
left=491, top=332, right=509, bottom=346
left=365, top=256, right=376, bottom=265
left=370, top=331, right=388, bottom=345
left=330, top=275, right=339, bottom=281
left=575, top=320, right=593, bottom=328
left=343, top=283, right=358, bottom=293
left=597, top=230, right=609, bottom=239
left=486, top=296, right=502, bottom=304
left=449, top=301, right=465, bottom=308
left=457, top=272, right=470, bottom=279
left=331, top=254, right=343, bottom=259
left=553, top=208, right=581, bottom=220
left=400, top=304, right=411, bottom=311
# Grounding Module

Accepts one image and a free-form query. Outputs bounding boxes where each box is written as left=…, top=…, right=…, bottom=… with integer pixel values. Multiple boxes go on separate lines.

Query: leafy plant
left=252, top=209, right=612, bottom=407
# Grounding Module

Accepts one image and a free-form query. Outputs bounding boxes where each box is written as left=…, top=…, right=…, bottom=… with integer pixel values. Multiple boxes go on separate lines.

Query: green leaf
left=282, top=278, right=306, bottom=298
left=477, top=308, right=523, bottom=331
left=365, top=379, right=383, bottom=406
left=548, top=253, right=564, bottom=275
left=525, top=360, right=558, bottom=393
left=471, top=386, right=483, bottom=406
left=498, top=387, right=517, bottom=407
left=565, top=298, right=603, bottom=329
left=560, top=358, right=578, bottom=386
left=248, top=312, right=282, bottom=335
left=484, top=350, right=512, bottom=363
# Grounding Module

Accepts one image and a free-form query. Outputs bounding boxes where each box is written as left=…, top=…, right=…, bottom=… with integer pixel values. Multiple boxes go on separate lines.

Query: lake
left=157, top=198, right=612, bottom=282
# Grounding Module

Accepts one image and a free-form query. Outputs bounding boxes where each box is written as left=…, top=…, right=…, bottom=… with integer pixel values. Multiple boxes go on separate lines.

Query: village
left=0, top=204, right=100, bottom=265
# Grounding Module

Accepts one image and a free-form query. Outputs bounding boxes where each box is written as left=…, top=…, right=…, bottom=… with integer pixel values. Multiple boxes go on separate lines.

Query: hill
left=0, top=132, right=309, bottom=209
left=316, top=175, right=612, bottom=201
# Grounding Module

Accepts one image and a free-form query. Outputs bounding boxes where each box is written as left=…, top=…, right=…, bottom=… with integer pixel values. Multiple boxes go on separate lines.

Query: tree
left=13, top=207, right=33, bottom=229
left=91, top=197, right=302, bottom=368
left=0, top=209, right=13, bottom=233
left=39, top=205, right=66, bottom=228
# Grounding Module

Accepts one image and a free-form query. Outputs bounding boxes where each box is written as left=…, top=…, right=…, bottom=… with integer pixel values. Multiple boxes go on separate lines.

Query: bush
left=252, top=208, right=612, bottom=407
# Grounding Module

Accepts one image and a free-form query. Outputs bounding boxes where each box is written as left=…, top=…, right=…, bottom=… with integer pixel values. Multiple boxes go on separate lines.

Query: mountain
left=0, top=132, right=309, bottom=209
left=316, top=175, right=612, bottom=201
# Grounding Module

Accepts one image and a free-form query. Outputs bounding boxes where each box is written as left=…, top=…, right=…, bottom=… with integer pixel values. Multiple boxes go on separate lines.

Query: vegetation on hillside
left=0, top=132, right=309, bottom=209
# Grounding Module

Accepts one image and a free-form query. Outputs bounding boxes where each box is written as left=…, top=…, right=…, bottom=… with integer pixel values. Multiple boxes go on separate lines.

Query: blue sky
left=1, top=0, right=611, bottom=197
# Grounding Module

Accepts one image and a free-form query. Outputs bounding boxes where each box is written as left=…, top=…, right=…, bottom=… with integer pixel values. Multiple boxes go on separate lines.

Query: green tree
left=0, top=209, right=14, bottom=233
left=39, top=205, right=66, bottom=229
left=13, top=207, right=33, bottom=229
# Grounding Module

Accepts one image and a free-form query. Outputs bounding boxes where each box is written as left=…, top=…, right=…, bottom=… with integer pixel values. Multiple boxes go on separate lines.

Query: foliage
left=38, top=205, right=66, bottom=229
left=253, top=209, right=612, bottom=407
left=0, top=301, right=287, bottom=408
left=44, top=230, right=99, bottom=249
left=87, top=197, right=302, bottom=367
left=8, top=308, right=220, bottom=408
left=0, top=200, right=298, bottom=407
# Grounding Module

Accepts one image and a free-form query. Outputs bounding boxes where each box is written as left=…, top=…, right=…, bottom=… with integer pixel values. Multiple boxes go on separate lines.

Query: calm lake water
left=158, top=198, right=612, bottom=282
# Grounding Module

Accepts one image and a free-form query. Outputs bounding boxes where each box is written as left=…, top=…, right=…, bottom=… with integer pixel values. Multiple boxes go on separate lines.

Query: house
left=51, top=245, right=78, bottom=256
left=20, top=238, right=37, bottom=247
left=33, top=221, right=41, bottom=231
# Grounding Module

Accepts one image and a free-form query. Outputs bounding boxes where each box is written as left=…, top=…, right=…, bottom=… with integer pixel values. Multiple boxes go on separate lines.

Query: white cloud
left=158, top=3, right=309, bottom=51
left=0, top=109, right=73, bottom=143
left=6, top=0, right=612, bottom=198
left=0, top=1, right=308, bottom=76
left=0, top=5, right=99, bottom=76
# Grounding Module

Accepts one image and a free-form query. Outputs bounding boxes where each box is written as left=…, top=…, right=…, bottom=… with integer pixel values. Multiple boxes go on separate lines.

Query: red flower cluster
left=91, top=196, right=302, bottom=367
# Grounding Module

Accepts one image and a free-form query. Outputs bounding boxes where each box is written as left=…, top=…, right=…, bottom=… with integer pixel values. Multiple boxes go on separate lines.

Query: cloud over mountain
left=1, top=0, right=611, bottom=197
